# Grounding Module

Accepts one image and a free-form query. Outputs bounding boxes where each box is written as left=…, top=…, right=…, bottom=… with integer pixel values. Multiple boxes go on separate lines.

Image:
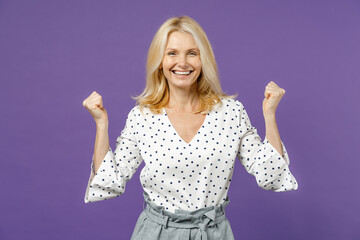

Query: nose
left=178, top=54, right=189, bottom=68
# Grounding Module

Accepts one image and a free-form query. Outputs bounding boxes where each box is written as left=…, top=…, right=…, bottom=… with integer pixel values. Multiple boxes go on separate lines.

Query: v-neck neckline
left=163, top=108, right=210, bottom=146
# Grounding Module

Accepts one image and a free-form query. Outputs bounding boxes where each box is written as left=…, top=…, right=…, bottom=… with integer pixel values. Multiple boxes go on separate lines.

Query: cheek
left=162, top=58, right=174, bottom=68
left=192, top=58, right=202, bottom=70
left=196, top=63, right=202, bottom=70
left=194, top=63, right=202, bottom=72
left=161, top=59, right=172, bottom=79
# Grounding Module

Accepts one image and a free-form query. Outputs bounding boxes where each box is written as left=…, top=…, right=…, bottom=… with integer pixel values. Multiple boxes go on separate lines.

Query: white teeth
left=173, top=71, right=191, bottom=75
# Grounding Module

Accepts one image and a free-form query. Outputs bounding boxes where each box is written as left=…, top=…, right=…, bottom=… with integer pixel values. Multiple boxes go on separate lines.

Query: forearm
left=264, top=113, right=284, bottom=157
left=93, top=121, right=110, bottom=174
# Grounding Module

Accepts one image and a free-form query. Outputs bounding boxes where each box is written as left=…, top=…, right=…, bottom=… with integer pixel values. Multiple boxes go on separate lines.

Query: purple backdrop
left=1, top=0, right=359, bottom=239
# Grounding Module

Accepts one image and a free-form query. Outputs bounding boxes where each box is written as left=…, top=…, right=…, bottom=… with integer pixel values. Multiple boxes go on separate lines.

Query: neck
left=167, top=85, right=199, bottom=112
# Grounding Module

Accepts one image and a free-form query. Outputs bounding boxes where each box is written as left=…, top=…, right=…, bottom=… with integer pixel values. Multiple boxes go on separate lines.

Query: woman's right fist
left=82, top=91, right=108, bottom=124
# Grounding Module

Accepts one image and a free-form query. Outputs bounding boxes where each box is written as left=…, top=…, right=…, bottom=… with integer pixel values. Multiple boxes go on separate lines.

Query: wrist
left=96, top=120, right=108, bottom=128
left=263, top=112, right=276, bottom=119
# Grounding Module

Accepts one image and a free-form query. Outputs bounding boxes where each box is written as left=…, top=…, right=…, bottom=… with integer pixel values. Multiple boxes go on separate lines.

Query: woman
left=82, top=16, right=298, bottom=240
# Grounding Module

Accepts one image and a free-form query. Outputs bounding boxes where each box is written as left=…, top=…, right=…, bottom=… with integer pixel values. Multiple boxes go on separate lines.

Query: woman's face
left=161, top=31, right=202, bottom=92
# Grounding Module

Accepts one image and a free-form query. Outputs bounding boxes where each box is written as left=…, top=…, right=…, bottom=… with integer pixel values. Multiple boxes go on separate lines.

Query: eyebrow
left=165, top=48, right=200, bottom=51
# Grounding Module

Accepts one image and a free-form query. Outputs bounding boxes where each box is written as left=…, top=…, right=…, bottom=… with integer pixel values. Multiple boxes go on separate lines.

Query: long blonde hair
left=132, top=16, right=237, bottom=114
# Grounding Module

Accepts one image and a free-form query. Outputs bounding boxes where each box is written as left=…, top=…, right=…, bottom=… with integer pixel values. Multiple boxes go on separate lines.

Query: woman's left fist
left=262, top=81, right=285, bottom=116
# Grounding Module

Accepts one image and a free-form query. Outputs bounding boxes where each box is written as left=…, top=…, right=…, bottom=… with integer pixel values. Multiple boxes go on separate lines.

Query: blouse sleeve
left=84, top=107, right=143, bottom=203
left=236, top=102, right=298, bottom=192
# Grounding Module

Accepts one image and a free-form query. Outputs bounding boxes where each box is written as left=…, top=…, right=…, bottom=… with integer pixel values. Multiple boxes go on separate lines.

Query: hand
left=82, top=91, right=108, bottom=124
left=262, top=81, right=285, bottom=116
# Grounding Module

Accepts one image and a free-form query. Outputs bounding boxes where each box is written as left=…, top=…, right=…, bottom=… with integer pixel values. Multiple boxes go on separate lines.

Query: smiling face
left=161, top=31, right=202, bottom=92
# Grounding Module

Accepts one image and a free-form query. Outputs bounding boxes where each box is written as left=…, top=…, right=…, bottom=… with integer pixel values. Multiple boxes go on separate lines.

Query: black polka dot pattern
left=84, top=97, right=298, bottom=212
left=237, top=103, right=298, bottom=192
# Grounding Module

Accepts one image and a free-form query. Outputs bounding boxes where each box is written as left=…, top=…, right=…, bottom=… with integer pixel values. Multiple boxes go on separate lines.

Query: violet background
left=1, top=0, right=359, bottom=239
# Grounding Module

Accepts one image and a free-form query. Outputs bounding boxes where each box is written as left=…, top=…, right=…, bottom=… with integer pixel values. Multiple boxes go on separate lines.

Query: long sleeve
left=236, top=102, right=298, bottom=192
left=84, top=107, right=143, bottom=203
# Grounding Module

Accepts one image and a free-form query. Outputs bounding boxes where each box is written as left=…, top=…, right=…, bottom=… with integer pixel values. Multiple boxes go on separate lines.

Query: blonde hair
left=132, top=16, right=237, bottom=114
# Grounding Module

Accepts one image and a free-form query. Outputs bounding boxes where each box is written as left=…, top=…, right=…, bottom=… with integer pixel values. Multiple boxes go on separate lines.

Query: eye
left=167, top=52, right=176, bottom=55
left=189, top=51, right=197, bottom=55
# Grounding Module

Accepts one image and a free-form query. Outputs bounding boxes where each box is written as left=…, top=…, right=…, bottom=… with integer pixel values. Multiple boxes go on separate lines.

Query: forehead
left=165, top=31, right=198, bottom=49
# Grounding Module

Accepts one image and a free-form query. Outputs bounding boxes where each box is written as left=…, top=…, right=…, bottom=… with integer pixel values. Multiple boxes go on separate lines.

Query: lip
left=171, top=70, right=193, bottom=79
left=171, top=70, right=194, bottom=74
left=172, top=70, right=193, bottom=73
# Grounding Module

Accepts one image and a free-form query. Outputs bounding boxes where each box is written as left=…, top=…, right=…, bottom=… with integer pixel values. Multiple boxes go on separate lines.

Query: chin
left=170, top=81, right=197, bottom=90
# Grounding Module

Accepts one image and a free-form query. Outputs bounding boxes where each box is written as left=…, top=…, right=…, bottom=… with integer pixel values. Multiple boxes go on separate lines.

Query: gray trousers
left=130, top=191, right=235, bottom=240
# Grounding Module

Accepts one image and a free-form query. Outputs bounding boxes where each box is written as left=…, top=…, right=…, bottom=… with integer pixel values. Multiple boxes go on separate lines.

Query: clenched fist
left=262, top=81, right=286, bottom=116
left=82, top=91, right=108, bottom=124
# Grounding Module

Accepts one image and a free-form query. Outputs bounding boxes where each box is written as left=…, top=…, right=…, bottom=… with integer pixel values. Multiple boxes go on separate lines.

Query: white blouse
left=84, top=97, right=298, bottom=213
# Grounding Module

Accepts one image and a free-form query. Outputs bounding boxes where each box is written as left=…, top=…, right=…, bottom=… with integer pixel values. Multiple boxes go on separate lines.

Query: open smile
left=171, top=70, right=194, bottom=76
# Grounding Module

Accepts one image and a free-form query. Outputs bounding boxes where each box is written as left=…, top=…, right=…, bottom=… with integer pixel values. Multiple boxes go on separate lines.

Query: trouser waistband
left=141, top=191, right=230, bottom=240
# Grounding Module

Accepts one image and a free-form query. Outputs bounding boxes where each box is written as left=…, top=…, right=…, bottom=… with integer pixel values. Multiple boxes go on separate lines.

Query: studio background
left=1, top=0, right=359, bottom=239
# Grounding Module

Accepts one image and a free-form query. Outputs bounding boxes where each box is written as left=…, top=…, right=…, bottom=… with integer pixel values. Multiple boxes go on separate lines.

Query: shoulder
left=126, top=105, right=140, bottom=117
left=123, top=105, right=143, bottom=124
left=127, top=104, right=157, bottom=121
left=218, top=97, right=244, bottom=112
